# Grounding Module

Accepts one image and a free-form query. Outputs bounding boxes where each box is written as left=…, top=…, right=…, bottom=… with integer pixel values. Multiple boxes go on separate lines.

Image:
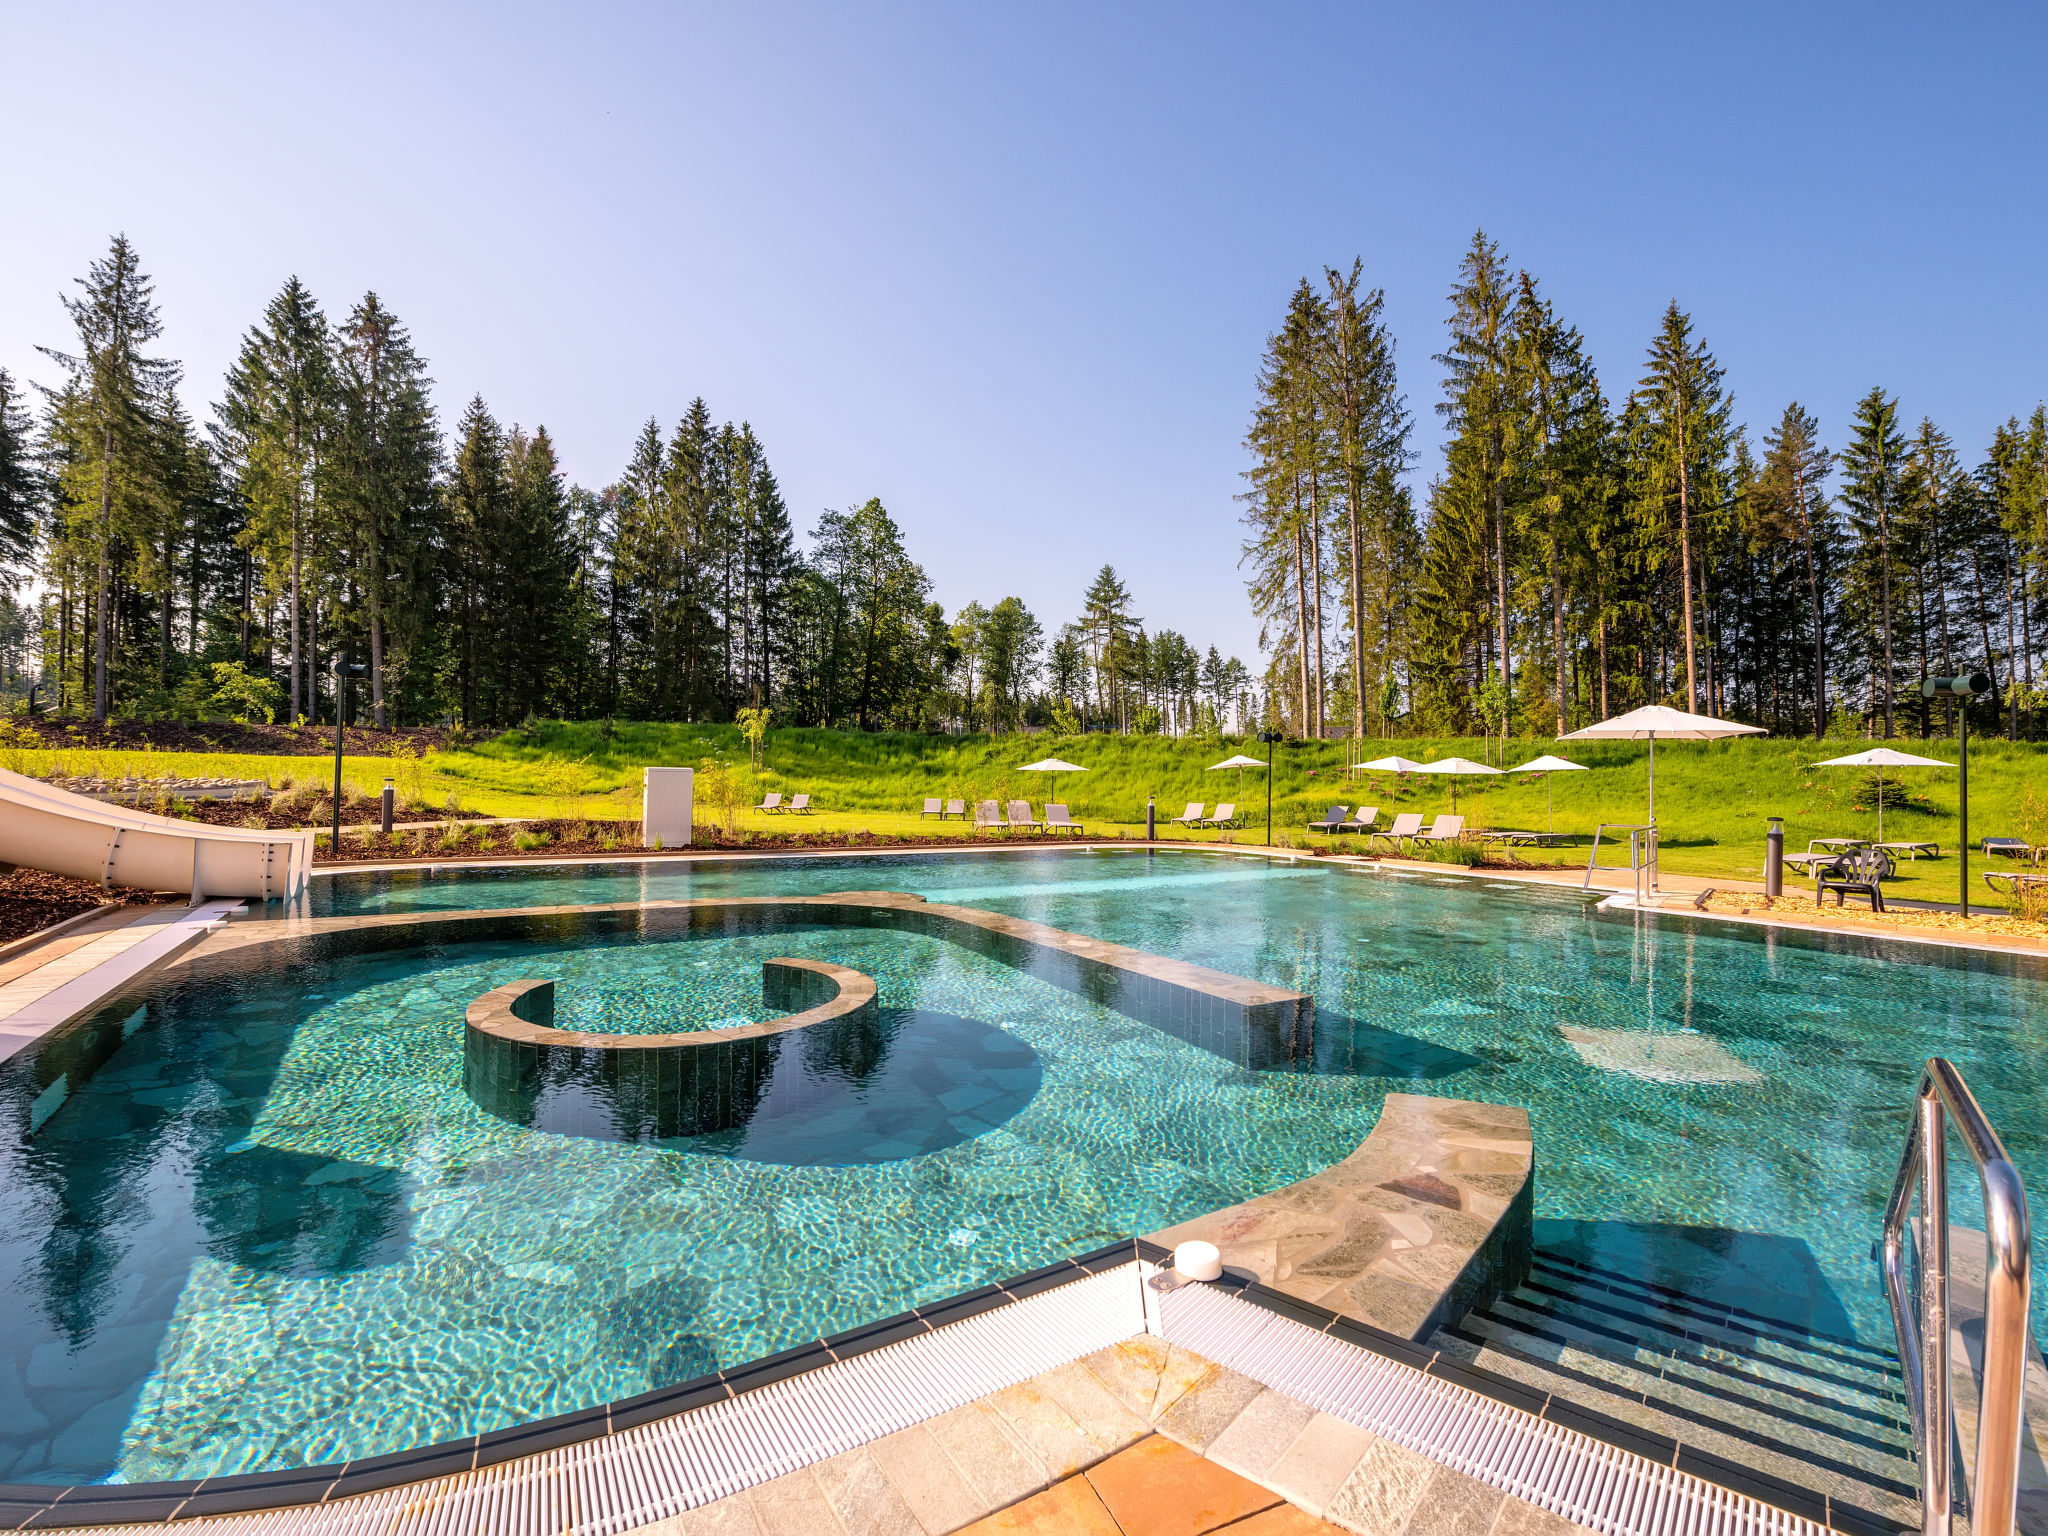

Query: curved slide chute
left=0, top=766, right=312, bottom=903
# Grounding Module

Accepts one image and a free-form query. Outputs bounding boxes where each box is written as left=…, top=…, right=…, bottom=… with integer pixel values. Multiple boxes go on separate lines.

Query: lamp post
left=329, top=658, right=369, bottom=856
left=1258, top=728, right=1283, bottom=847
left=1922, top=674, right=1991, bottom=917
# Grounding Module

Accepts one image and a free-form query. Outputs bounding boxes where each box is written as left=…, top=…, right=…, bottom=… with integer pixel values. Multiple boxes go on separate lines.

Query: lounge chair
left=1983, top=837, right=2033, bottom=861
left=1197, top=803, right=1239, bottom=828
left=786, top=793, right=812, bottom=814
left=1007, top=799, right=1044, bottom=832
left=1411, top=814, right=1467, bottom=851
left=920, top=798, right=943, bottom=819
left=752, top=792, right=783, bottom=813
left=974, top=800, right=1008, bottom=831
left=1367, top=812, right=1424, bottom=852
left=1307, top=805, right=1350, bottom=833
left=945, top=798, right=966, bottom=820
left=1046, top=803, right=1084, bottom=836
left=1337, top=807, right=1378, bottom=834
left=1167, top=801, right=1205, bottom=828
left=1816, top=846, right=1887, bottom=912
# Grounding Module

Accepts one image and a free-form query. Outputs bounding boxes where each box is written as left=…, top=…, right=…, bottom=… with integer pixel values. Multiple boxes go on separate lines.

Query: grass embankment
left=6, top=720, right=2044, bottom=908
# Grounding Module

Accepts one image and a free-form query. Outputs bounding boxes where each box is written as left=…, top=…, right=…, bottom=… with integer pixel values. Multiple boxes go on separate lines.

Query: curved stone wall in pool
left=463, top=956, right=879, bottom=1140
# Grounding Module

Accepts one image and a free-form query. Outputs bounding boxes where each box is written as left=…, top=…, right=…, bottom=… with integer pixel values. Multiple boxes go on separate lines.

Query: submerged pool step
left=1431, top=1251, right=1917, bottom=1534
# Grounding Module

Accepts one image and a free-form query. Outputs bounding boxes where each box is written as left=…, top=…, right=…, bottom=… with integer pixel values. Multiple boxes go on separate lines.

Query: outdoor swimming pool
left=2, top=848, right=2041, bottom=1485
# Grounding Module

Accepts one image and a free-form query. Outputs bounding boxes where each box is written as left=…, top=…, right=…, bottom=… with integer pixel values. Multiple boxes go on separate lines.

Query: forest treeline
left=1243, top=232, right=2048, bottom=741
left=0, top=236, right=1251, bottom=733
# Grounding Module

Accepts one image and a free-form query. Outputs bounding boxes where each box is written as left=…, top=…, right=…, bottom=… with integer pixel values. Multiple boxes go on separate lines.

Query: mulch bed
left=16, top=719, right=452, bottom=757
left=179, top=796, right=487, bottom=830
left=311, top=820, right=1133, bottom=863
left=0, top=869, right=156, bottom=947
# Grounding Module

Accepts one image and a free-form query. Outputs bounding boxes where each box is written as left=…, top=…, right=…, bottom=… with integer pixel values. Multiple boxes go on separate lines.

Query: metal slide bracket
left=1882, top=1057, right=2032, bottom=1536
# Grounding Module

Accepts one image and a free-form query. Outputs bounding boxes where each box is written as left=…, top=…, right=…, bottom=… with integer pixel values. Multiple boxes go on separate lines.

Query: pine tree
left=445, top=396, right=511, bottom=724
left=0, top=369, right=40, bottom=575
left=39, top=235, right=180, bottom=718
left=1753, top=403, right=1836, bottom=734
left=1840, top=387, right=1909, bottom=735
left=1635, top=303, right=1732, bottom=713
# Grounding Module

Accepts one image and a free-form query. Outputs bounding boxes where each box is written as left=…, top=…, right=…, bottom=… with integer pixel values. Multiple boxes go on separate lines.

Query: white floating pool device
left=1173, top=1240, right=1222, bottom=1282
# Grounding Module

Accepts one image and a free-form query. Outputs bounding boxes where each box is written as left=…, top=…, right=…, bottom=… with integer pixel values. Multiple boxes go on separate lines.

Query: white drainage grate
left=50, top=1265, right=1147, bottom=1536
left=1153, top=1278, right=1827, bottom=1536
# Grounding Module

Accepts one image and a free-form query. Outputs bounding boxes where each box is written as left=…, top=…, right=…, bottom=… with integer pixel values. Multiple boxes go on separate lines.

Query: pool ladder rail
left=1882, top=1057, right=2034, bottom=1536
left=1583, top=823, right=1658, bottom=903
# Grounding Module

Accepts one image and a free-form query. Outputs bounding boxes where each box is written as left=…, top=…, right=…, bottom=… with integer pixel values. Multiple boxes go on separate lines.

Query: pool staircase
left=1430, top=1247, right=1918, bottom=1531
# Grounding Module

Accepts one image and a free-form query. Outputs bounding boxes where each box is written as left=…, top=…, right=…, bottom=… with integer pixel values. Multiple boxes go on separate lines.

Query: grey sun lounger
left=1367, top=812, right=1424, bottom=852
left=1411, top=814, right=1466, bottom=849
left=786, top=793, right=812, bottom=814
left=1307, top=805, right=1350, bottom=833
left=974, top=800, right=1008, bottom=831
left=1007, top=799, right=1044, bottom=832
left=1337, top=807, right=1378, bottom=834
left=920, top=798, right=943, bottom=819
left=1167, top=802, right=1205, bottom=828
left=1046, top=803, right=1084, bottom=835
left=946, top=798, right=966, bottom=819
left=1197, top=803, right=1239, bottom=828
left=752, top=792, right=783, bottom=813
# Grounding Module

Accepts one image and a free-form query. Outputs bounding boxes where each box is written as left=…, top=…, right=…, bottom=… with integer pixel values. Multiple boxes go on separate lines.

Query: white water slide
left=0, top=766, right=313, bottom=903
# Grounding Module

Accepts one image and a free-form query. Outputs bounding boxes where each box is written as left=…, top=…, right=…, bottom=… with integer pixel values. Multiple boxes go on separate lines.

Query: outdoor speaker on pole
left=1921, top=675, right=1992, bottom=918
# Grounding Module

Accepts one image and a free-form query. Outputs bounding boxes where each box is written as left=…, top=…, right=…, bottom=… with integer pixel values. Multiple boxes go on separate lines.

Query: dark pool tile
left=27, top=1486, right=188, bottom=1528
left=720, top=1340, right=834, bottom=1397
left=607, top=1376, right=732, bottom=1433
left=1239, top=1284, right=1337, bottom=1331
left=1672, top=1446, right=1830, bottom=1523
left=474, top=1405, right=612, bottom=1469
left=179, top=1464, right=344, bottom=1517
left=327, top=1439, right=479, bottom=1500
left=1541, top=1400, right=1678, bottom=1465
left=916, top=1285, right=1016, bottom=1329
left=1326, top=1315, right=1437, bottom=1372
left=1424, top=1356, right=1549, bottom=1417
left=1824, top=1496, right=1916, bottom=1536
left=999, top=1262, right=1085, bottom=1301
left=823, top=1310, right=930, bottom=1359
left=1133, top=1237, right=1173, bottom=1266
left=0, top=1495, right=59, bottom=1534
left=1071, top=1239, right=1138, bottom=1273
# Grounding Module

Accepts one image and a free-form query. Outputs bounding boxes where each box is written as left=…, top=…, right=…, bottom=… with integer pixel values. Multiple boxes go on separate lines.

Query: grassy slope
left=8, top=720, right=2044, bottom=906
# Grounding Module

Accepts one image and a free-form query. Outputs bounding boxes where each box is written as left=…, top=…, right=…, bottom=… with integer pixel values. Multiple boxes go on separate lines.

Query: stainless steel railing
left=1583, top=823, right=1657, bottom=902
left=1882, top=1057, right=2033, bottom=1536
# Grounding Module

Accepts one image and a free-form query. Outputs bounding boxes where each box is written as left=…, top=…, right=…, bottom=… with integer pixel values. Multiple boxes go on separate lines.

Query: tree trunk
left=1676, top=424, right=1698, bottom=713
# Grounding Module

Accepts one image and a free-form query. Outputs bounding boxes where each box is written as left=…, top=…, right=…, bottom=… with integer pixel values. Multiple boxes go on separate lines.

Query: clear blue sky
left=2, top=2, right=2041, bottom=665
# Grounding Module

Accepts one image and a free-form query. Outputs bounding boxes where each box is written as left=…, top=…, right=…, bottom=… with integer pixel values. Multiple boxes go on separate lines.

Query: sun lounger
left=974, top=800, right=1008, bottom=831
left=1006, top=799, right=1044, bottom=832
left=1167, top=802, right=1205, bottom=828
left=752, top=792, right=783, bottom=813
left=1875, top=840, right=1939, bottom=860
left=1983, top=837, right=2033, bottom=861
left=786, top=793, right=812, bottom=814
left=945, top=798, right=966, bottom=819
left=1046, top=803, right=1084, bottom=835
left=1367, top=812, right=1424, bottom=852
left=1307, top=805, right=1350, bottom=833
left=1480, top=828, right=1570, bottom=846
left=1337, top=807, right=1378, bottom=834
left=1411, top=814, right=1466, bottom=849
left=1197, top=803, right=1239, bottom=828
left=1985, top=869, right=2048, bottom=897
left=920, top=798, right=943, bottom=819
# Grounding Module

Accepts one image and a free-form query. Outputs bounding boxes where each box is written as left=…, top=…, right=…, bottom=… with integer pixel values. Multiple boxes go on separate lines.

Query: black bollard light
left=1146, top=794, right=1155, bottom=842
left=1765, top=816, right=1784, bottom=899
left=381, top=777, right=395, bottom=835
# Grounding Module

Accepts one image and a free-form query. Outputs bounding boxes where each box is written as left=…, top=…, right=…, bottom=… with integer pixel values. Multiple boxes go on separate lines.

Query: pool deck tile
left=953, top=1473, right=1123, bottom=1534
left=1153, top=1361, right=1268, bottom=1452
left=1323, top=1435, right=1440, bottom=1536
left=1201, top=1387, right=1321, bottom=1483
left=809, top=1446, right=924, bottom=1536
left=863, top=1424, right=990, bottom=1532
left=1260, top=1411, right=1381, bottom=1518
left=921, top=1402, right=1053, bottom=1509
left=739, top=1465, right=839, bottom=1536
left=1083, top=1434, right=1285, bottom=1533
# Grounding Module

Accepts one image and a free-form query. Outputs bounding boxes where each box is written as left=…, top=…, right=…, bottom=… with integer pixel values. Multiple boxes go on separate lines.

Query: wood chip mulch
left=0, top=869, right=155, bottom=947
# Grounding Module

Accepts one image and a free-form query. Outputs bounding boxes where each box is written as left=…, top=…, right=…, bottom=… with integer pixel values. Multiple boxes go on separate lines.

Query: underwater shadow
left=1300, top=1009, right=1487, bottom=1080
left=1534, top=1216, right=1871, bottom=1346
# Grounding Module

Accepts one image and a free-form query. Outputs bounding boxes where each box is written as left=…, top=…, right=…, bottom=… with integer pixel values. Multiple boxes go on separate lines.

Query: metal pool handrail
left=1583, top=823, right=1657, bottom=902
left=1881, top=1057, right=2032, bottom=1536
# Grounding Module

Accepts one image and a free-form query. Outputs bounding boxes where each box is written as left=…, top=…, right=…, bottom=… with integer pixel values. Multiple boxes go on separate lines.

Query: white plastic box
left=642, top=767, right=694, bottom=849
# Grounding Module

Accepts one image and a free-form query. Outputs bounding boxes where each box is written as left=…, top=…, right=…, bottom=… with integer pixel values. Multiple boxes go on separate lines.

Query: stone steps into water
left=1430, top=1249, right=1919, bottom=1532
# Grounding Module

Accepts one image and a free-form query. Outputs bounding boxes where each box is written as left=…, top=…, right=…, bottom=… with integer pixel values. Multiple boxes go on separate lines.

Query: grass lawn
left=6, top=719, right=2043, bottom=909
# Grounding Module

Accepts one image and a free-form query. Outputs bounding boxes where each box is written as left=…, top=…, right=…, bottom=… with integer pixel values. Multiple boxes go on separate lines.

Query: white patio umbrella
left=1505, top=753, right=1589, bottom=833
left=1018, top=757, right=1086, bottom=812
left=1359, top=755, right=1427, bottom=774
left=1205, top=752, right=1267, bottom=810
left=1559, top=706, right=1768, bottom=882
left=1413, top=755, right=1503, bottom=814
left=1810, top=747, right=1953, bottom=843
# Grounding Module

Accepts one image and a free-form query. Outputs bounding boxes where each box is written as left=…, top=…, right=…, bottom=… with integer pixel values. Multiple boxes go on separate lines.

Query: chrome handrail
left=1882, top=1057, right=2032, bottom=1536
left=1583, top=822, right=1657, bottom=902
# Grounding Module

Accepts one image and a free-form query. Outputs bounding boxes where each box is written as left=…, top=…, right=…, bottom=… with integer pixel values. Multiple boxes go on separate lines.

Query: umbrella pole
left=1648, top=734, right=1657, bottom=892
left=1548, top=774, right=1554, bottom=834
left=1878, top=766, right=1884, bottom=844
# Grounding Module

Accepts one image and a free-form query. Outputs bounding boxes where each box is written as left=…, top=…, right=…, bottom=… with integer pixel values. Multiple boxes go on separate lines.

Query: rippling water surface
left=3, top=848, right=2043, bottom=1483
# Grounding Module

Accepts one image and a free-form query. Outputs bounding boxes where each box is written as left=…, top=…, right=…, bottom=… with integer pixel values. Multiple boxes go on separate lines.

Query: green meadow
left=10, top=719, right=2043, bottom=908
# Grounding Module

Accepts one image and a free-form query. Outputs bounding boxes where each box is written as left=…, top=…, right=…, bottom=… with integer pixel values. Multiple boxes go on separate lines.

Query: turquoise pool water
left=2, top=848, right=2043, bottom=1484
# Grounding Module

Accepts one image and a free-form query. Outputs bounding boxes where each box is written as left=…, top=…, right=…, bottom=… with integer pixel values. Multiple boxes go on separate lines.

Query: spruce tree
left=1839, top=387, right=1909, bottom=735
left=1754, top=403, right=1836, bottom=734
left=0, top=368, right=40, bottom=575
